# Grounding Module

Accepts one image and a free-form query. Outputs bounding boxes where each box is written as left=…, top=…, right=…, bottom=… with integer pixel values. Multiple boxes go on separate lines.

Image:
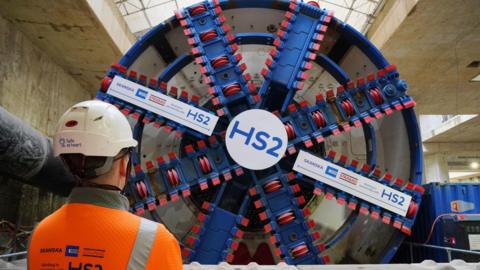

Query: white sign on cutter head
left=106, top=76, right=219, bottom=136
left=293, top=150, right=412, bottom=216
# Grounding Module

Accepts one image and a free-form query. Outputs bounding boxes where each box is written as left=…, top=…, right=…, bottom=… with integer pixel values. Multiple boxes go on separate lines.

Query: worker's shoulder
left=134, top=217, right=175, bottom=242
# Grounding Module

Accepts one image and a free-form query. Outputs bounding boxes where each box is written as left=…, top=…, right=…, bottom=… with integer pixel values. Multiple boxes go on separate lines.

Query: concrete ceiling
left=380, top=0, right=480, bottom=115
left=425, top=116, right=480, bottom=143
left=0, top=0, right=134, bottom=94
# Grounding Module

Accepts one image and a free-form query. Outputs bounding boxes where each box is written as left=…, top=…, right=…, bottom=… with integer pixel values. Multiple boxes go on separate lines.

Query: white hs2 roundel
left=226, top=109, right=288, bottom=170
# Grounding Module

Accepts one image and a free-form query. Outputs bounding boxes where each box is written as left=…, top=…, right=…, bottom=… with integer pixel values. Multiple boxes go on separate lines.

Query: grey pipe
left=0, top=106, right=75, bottom=196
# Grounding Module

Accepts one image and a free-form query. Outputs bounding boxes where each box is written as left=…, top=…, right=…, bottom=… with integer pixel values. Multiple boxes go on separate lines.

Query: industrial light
left=471, top=162, right=479, bottom=169
left=471, top=74, right=480, bottom=82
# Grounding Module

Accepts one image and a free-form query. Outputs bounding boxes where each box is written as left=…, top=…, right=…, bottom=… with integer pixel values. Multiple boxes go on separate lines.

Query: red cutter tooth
left=319, top=25, right=328, bottom=33
left=385, top=64, right=397, bottom=73
left=347, top=201, right=357, bottom=210
left=280, top=20, right=290, bottom=29
left=170, top=193, right=179, bottom=202
left=401, top=226, right=412, bottom=236
left=384, top=107, right=394, bottom=115
left=191, top=225, right=201, bottom=234
left=111, top=63, right=127, bottom=74
left=393, top=220, right=402, bottom=229
left=211, top=176, right=220, bottom=186
left=371, top=211, right=380, bottom=220
left=377, top=69, right=385, bottom=78
left=231, top=241, right=239, bottom=251
left=199, top=181, right=208, bottom=190
left=325, top=192, right=334, bottom=200
left=240, top=218, right=249, bottom=227
left=382, top=216, right=391, bottom=224
left=288, top=2, right=297, bottom=11
left=239, top=63, right=247, bottom=72
left=269, top=235, right=278, bottom=244
left=393, top=103, right=404, bottom=111
left=182, top=248, right=190, bottom=257
left=297, top=196, right=306, bottom=205
left=304, top=139, right=313, bottom=148
left=316, top=94, right=325, bottom=103
left=322, top=255, right=331, bottom=264
left=259, top=212, right=268, bottom=221
left=414, top=184, right=425, bottom=194
left=350, top=159, right=359, bottom=168
left=254, top=200, right=263, bottom=209
left=145, top=161, right=154, bottom=170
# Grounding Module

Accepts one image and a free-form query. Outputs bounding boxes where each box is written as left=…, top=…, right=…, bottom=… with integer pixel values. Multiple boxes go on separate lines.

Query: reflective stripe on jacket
left=28, top=187, right=182, bottom=270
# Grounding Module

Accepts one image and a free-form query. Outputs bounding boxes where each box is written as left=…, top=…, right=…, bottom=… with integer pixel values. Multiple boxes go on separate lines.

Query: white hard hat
left=53, top=100, right=138, bottom=157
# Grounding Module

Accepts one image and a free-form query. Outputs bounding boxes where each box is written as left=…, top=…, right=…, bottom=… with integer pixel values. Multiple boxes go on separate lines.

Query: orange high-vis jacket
left=28, top=187, right=182, bottom=270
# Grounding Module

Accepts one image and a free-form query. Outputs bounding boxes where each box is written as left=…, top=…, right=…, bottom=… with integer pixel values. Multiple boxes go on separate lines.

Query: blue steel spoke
left=258, top=1, right=334, bottom=113
left=175, top=0, right=258, bottom=119
left=249, top=163, right=328, bottom=264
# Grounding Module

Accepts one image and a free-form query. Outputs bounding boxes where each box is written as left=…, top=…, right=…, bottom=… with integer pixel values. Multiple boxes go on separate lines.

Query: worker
left=28, top=100, right=182, bottom=270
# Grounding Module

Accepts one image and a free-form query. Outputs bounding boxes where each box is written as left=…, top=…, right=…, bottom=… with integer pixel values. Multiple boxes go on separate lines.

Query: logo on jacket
left=65, top=245, right=79, bottom=257
left=40, top=247, right=62, bottom=253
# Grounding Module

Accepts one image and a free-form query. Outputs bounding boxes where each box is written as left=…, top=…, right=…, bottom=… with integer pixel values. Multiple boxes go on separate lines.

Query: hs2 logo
left=228, top=120, right=283, bottom=157
left=187, top=109, right=210, bottom=126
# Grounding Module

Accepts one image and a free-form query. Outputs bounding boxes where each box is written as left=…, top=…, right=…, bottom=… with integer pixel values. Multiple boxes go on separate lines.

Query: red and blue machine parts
left=95, top=0, right=423, bottom=265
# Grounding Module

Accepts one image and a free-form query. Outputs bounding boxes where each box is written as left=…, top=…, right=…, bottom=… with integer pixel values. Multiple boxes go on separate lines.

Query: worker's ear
left=119, top=155, right=128, bottom=177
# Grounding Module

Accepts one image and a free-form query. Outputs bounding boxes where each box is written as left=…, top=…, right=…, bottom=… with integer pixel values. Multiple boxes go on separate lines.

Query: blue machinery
left=96, top=0, right=423, bottom=265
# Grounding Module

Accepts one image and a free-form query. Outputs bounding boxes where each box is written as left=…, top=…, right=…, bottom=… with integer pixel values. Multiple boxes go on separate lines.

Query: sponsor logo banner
left=107, top=76, right=218, bottom=135
left=293, top=150, right=412, bottom=216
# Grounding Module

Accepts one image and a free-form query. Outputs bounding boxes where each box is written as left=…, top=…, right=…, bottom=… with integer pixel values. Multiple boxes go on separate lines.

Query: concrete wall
left=0, top=14, right=92, bottom=226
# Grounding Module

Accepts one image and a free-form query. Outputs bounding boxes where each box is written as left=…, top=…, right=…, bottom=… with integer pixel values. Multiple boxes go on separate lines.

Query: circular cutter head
left=96, top=0, right=423, bottom=265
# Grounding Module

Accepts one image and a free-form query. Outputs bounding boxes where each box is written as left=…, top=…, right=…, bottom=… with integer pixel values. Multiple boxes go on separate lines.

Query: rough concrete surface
left=0, top=13, right=88, bottom=227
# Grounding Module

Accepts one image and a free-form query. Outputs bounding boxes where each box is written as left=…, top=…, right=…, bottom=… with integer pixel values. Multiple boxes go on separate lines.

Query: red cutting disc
left=190, top=5, right=207, bottom=16
left=291, top=244, right=309, bottom=258
left=211, top=56, right=230, bottom=69
left=312, top=111, right=326, bottom=128
left=285, top=123, right=296, bottom=139
left=263, top=180, right=282, bottom=193
left=369, top=88, right=384, bottom=105
left=277, top=211, right=295, bottom=225
left=223, top=83, right=241, bottom=96
left=200, top=30, right=218, bottom=42
left=167, top=169, right=180, bottom=186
